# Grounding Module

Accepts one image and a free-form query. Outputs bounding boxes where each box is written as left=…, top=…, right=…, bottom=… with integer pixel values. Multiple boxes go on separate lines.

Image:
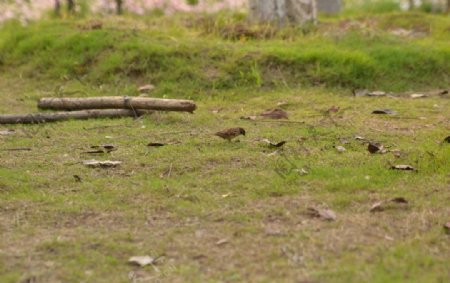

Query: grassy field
left=0, top=9, right=449, bottom=283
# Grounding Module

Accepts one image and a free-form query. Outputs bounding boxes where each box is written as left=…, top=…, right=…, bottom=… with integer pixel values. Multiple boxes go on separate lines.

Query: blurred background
left=1, top=0, right=449, bottom=25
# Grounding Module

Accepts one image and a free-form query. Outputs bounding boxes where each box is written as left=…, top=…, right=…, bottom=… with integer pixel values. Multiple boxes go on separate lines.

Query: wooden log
left=38, top=96, right=197, bottom=113
left=0, top=109, right=152, bottom=124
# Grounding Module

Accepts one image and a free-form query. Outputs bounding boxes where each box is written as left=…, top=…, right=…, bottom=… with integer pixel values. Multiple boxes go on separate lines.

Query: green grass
left=0, top=11, right=449, bottom=283
left=0, top=12, right=449, bottom=96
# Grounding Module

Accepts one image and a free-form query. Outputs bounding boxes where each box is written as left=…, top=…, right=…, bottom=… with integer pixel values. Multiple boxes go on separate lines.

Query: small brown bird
left=215, top=127, right=246, bottom=141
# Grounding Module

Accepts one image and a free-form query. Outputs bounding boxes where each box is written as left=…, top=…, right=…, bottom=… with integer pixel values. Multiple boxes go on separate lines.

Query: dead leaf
left=148, top=142, right=166, bottom=147
left=128, top=256, right=156, bottom=267
left=138, top=84, right=155, bottom=93
left=354, top=89, right=388, bottom=97
left=410, top=93, right=428, bottom=99
left=390, top=165, right=416, bottom=171
left=354, top=135, right=366, bottom=141
left=368, top=91, right=387, bottom=97
left=260, top=139, right=287, bottom=148
left=306, top=207, right=337, bottom=221
left=372, top=109, right=397, bottom=115
left=369, top=201, right=384, bottom=212
left=83, top=160, right=122, bottom=168
left=293, top=168, right=309, bottom=176
left=85, top=144, right=116, bottom=154
left=260, top=109, right=288, bottom=119
left=384, top=235, right=395, bottom=241
left=0, top=129, right=15, bottom=135
left=83, top=150, right=106, bottom=154
left=334, top=145, right=346, bottom=153
left=391, top=197, right=408, bottom=204
left=368, top=142, right=384, bottom=154
left=100, top=144, right=115, bottom=150
left=240, top=115, right=257, bottom=121
left=370, top=197, right=409, bottom=212
left=216, top=239, right=229, bottom=246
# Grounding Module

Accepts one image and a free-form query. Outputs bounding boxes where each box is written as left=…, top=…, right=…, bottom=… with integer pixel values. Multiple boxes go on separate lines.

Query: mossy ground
left=0, top=10, right=449, bottom=283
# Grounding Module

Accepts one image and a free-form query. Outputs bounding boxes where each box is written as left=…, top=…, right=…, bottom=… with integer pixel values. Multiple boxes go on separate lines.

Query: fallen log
left=38, top=96, right=197, bottom=112
left=0, top=109, right=152, bottom=124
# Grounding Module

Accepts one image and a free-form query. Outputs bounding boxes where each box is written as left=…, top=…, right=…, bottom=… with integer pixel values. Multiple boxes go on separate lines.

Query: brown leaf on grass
left=354, top=135, right=366, bottom=141
left=368, top=91, right=387, bottom=97
left=148, top=142, right=166, bottom=147
left=128, top=256, right=156, bottom=267
left=0, top=129, right=15, bottom=135
left=260, top=138, right=286, bottom=148
left=83, top=160, right=121, bottom=168
left=84, top=150, right=106, bottom=154
left=215, top=239, right=229, bottom=246
left=293, top=168, right=309, bottom=176
left=138, top=84, right=155, bottom=93
left=306, top=207, right=337, bottom=221
left=334, top=145, right=346, bottom=153
left=354, top=89, right=388, bottom=97
left=372, top=109, right=397, bottom=115
left=91, top=144, right=116, bottom=151
left=410, top=93, right=428, bottom=99
left=370, top=197, right=409, bottom=212
left=391, top=197, right=408, bottom=204
left=368, top=142, right=385, bottom=154
left=85, top=144, right=116, bottom=154
left=390, top=165, right=416, bottom=171
left=260, top=109, right=288, bottom=119
left=370, top=201, right=384, bottom=212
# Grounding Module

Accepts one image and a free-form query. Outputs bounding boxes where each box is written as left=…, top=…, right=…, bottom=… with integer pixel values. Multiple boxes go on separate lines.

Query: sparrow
left=215, top=127, right=246, bottom=141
